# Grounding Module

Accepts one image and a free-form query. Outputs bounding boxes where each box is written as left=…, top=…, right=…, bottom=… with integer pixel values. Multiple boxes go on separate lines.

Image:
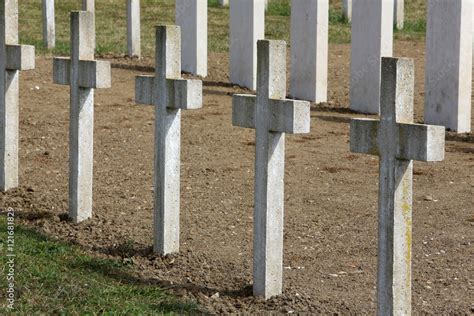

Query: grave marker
left=229, top=0, right=265, bottom=90
left=176, top=0, right=207, bottom=76
left=135, top=25, right=203, bottom=255
left=1, top=0, right=35, bottom=191
left=42, top=0, right=55, bottom=49
left=53, top=11, right=111, bottom=223
left=350, top=0, right=393, bottom=114
left=343, top=0, right=403, bottom=29
left=425, top=0, right=472, bottom=133
left=232, top=40, right=310, bottom=299
left=82, top=0, right=95, bottom=50
left=350, top=57, right=445, bottom=314
left=127, top=0, right=141, bottom=58
left=290, top=0, right=328, bottom=103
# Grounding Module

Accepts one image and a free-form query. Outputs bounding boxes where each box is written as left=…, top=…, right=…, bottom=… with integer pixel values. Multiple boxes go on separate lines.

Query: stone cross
left=350, top=57, right=445, bottom=314
left=350, top=0, right=393, bottom=114
left=1, top=0, right=35, bottom=192
left=176, top=0, right=207, bottom=76
left=53, top=11, right=111, bottom=223
left=290, top=0, right=328, bottom=103
left=42, top=0, right=55, bottom=49
left=127, top=0, right=141, bottom=58
left=232, top=40, right=310, bottom=299
left=135, top=25, right=203, bottom=255
left=425, top=0, right=472, bottom=133
left=229, top=0, right=265, bottom=90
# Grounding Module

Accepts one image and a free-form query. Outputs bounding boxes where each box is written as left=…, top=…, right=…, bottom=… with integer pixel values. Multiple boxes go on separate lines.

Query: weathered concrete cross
left=1, top=0, right=35, bottom=191
left=350, top=57, right=445, bottom=314
left=53, top=11, right=111, bottom=223
left=232, top=40, right=311, bottom=299
left=135, top=25, right=203, bottom=256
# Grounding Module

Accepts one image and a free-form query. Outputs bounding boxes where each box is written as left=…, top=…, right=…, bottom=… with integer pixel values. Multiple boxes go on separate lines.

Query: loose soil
left=1, top=41, right=473, bottom=314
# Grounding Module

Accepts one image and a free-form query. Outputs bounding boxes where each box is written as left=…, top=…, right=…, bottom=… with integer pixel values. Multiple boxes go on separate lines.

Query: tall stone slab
left=82, top=0, right=94, bottom=12
left=290, top=0, right=328, bottom=103
left=394, top=0, right=404, bottom=30
left=350, top=0, right=393, bottom=114
left=127, top=0, right=141, bottom=58
left=233, top=40, right=310, bottom=299
left=176, top=0, right=207, bottom=76
left=135, top=25, right=203, bottom=255
left=53, top=11, right=111, bottom=223
left=229, top=0, right=265, bottom=90
left=425, top=0, right=472, bottom=133
left=342, top=0, right=352, bottom=22
left=350, top=58, right=445, bottom=314
left=0, top=0, right=35, bottom=191
left=42, top=0, right=55, bottom=49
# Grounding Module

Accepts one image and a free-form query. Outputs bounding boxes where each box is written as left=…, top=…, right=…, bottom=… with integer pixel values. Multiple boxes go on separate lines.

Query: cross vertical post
left=135, top=25, right=203, bottom=255
left=42, top=0, right=55, bottom=49
left=53, top=11, right=111, bottom=223
left=0, top=0, right=35, bottom=191
left=232, top=40, right=311, bottom=299
left=350, top=57, right=445, bottom=314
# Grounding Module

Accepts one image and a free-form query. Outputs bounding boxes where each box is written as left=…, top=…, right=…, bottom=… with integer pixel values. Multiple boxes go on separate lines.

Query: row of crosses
left=1, top=2, right=446, bottom=313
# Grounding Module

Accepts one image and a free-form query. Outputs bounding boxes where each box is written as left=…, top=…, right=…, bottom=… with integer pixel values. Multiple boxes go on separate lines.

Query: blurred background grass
left=19, top=0, right=427, bottom=57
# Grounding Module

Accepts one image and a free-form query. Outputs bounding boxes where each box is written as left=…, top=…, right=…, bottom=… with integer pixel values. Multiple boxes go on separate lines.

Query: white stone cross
left=176, top=0, right=207, bottom=76
left=232, top=40, right=310, bottom=299
left=127, top=0, right=141, bottom=58
left=42, top=0, right=55, bottom=49
left=424, top=0, right=472, bottom=133
left=350, top=57, right=445, bottom=314
left=82, top=0, right=95, bottom=50
left=1, top=0, right=35, bottom=191
left=53, top=11, right=111, bottom=223
left=135, top=25, right=203, bottom=256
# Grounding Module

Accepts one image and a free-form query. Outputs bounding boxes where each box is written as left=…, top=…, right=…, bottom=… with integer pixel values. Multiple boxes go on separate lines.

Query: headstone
left=342, top=0, right=352, bottom=22
left=350, top=0, right=393, bottom=114
left=42, top=0, right=55, bottom=49
left=176, top=0, right=207, bottom=76
left=424, top=0, right=472, bottom=133
left=290, top=0, right=328, bottom=103
left=127, top=0, right=141, bottom=58
left=232, top=40, right=310, bottom=299
left=135, top=25, right=203, bottom=255
left=229, top=0, right=265, bottom=90
left=343, top=0, right=403, bottom=29
left=82, top=0, right=94, bottom=12
left=53, top=11, right=111, bottom=223
left=0, top=0, right=35, bottom=192
left=394, top=0, right=404, bottom=30
left=219, top=0, right=229, bottom=5
left=350, top=57, right=445, bottom=314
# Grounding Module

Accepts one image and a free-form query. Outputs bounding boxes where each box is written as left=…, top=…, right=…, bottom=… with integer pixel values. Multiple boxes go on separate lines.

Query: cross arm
left=135, top=75, right=154, bottom=105
left=397, top=123, right=445, bottom=162
left=350, top=118, right=380, bottom=156
left=268, top=99, right=310, bottom=134
left=6, top=44, right=35, bottom=70
left=170, top=79, right=203, bottom=110
left=53, top=58, right=111, bottom=89
left=232, top=94, right=256, bottom=129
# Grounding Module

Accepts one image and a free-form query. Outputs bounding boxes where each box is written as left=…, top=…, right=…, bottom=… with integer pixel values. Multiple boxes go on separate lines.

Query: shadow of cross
left=350, top=57, right=445, bottom=315
left=53, top=11, right=111, bottom=224
left=232, top=40, right=310, bottom=300
left=135, top=25, right=203, bottom=256
left=1, top=1, right=35, bottom=192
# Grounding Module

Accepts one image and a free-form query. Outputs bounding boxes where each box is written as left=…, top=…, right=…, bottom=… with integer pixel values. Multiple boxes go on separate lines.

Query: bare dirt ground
left=1, top=41, right=473, bottom=313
